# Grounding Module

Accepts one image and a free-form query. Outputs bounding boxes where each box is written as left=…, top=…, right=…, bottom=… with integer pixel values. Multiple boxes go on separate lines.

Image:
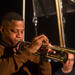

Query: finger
left=32, top=34, right=44, bottom=41
left=13, top=48, right=17, bottom=53
left=33, top=34, right=48, bottom=42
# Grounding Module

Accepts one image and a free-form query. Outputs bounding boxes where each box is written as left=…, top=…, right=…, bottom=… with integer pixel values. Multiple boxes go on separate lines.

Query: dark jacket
left=0, top=41, right=52, bottom=75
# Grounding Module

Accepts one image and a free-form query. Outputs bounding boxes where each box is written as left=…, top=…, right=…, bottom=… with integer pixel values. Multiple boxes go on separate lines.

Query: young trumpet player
left=0, top=12, right=52, bottom=75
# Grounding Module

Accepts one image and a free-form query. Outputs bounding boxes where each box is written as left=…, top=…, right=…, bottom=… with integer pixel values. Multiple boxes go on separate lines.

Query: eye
left=10, top=29, right=17, bottom=33
left=21, top=31, right=24, bottom=34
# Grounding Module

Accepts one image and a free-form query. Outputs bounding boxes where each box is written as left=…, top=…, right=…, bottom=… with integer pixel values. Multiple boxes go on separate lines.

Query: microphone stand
left=33, top=16, right=38, bottom=36
left=32, top=0, right=38, bottom=36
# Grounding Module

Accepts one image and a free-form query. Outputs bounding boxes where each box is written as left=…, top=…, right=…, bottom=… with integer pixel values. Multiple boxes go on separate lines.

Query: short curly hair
left=1, top=12, right=23, bottom=27
left=2, top=12, right=23, bottom=21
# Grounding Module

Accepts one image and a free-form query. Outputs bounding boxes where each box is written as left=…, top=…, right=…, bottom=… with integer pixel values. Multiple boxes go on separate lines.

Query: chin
left=11, top=43, right=16, bottom=47
left=11, top=42, right=17, bottom=47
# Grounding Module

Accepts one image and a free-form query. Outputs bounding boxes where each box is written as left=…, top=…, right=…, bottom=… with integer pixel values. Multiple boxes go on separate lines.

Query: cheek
left=71, top=62, right=74, bottom=65
left=9, top=33, right=16, bottom=40
left=22, top=34, right=24, bottom=38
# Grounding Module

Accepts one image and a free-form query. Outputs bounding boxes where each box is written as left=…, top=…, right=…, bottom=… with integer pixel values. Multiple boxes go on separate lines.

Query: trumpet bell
left=34, top=51, right=68, bottom=63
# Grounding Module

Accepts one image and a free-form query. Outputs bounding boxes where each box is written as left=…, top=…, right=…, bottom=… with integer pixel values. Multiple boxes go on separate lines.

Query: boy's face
left=1, top=20, right=24, bottom=46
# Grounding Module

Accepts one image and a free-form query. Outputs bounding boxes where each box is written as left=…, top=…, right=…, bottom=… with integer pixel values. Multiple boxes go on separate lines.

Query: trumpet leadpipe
left=48, top=46, right=75, bottom=54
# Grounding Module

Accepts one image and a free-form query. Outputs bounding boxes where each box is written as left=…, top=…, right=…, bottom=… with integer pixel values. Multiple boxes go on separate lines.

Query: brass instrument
left=48, top=46, right=75, bottom=62
left=33, top=45, right=75, bottom=63
left=19, top=41, right=75, bottom=63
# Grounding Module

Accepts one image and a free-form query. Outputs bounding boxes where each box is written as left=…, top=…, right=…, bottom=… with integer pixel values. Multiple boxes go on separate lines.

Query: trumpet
left=34, top=45, right=75, bottom=63
left=19, top=41, right=75, bottom=63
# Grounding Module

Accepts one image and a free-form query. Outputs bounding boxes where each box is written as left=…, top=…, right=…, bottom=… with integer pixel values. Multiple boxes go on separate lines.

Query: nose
left=67, top=60, right=71, bottom=64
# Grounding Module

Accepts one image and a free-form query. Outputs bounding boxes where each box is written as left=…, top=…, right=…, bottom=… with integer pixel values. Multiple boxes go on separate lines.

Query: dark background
left=0, top=0, right=75, bottom=74
left=25, top=0, right=75, bottom=49
left=0, top=0, right=23, bottom=23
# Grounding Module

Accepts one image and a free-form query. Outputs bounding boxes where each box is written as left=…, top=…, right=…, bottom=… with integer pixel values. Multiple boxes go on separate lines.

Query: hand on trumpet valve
left=30, top=34, right=52, bottom=53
